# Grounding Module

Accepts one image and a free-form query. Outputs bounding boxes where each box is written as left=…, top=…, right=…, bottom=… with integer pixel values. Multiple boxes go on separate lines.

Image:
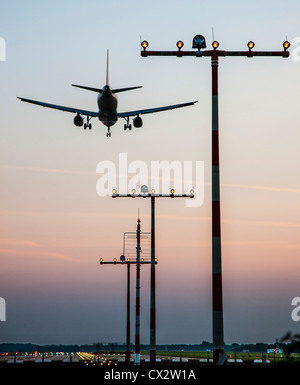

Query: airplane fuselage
left=97, top=86, right=118, bottom=127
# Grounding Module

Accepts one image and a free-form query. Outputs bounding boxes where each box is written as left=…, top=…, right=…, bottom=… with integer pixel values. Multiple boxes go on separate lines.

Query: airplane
left=18, top=51, right=198, bottom=137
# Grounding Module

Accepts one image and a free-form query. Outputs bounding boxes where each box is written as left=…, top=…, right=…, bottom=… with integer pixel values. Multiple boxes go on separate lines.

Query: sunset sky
left=1, top=0, right=300, bottom=346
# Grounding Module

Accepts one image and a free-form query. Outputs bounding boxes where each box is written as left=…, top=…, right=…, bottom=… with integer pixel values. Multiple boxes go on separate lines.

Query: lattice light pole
left=112, top=186, right=194, bottom=364
left=100, top=224, right=156, bottom=365
left=140, top=35, right=290, bottom=364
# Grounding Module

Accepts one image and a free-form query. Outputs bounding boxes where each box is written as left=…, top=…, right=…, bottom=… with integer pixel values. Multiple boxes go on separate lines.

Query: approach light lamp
left=151, top=188, right=156, bottom=194
left=141, top=40, right=149, bottom=50
left=141, top=185, right=148, bottom=194
left=120, top=255, right=125, bottom=262
left=212, top=41, right=219, bottom=50
left=192, top=34, right=206, bottom=50
left=113, top=258, right=117, bottom=263
left=283, top=40, right=290, bottom=51
left=247, top=41, right=255, bottom=50
left=131, top=188, right=136, bottom=196
left=170, top=188, right=175, bottom=197
left=190, top=188, right=195, bottom=195
left=100, top=258, right=103, bottom=264
left=176, top=40, right=184, bottom=50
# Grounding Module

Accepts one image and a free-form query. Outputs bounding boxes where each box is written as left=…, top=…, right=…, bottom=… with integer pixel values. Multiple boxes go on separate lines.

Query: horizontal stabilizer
left=72, top=84, right=103, bottom=93
left=112, top=86, right=142, bottom=93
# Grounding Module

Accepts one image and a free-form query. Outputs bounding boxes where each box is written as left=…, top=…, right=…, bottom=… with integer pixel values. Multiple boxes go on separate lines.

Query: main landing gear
left=123, top=117, right=132, bottom=131
left=84, top=116, right=92, bottom=130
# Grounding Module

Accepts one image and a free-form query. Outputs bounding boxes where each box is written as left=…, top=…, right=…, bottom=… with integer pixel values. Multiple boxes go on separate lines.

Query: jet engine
left=133, top=116, right=143, bottom=128
left=74, top=114, right=83, bottom=127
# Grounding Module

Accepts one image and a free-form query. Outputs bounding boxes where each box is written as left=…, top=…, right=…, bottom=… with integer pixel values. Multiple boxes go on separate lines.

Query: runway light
left=170, top=189, right=175, bottom=194
left=192, top=34, right=206, bottom=50
left=151, top=188, right=156, bottom=194
left=100, top=258, right=103, bottom=263
left=113, top=258, right=117, bottom=263
left=212, top=41, right=219, bottom=50
left=141, top=40, right=149, bottom=50
left=176, top=40, right=184, bottom=50
left=247, top=41, right=255, bottom=50
left=283, top=40, right=290, bottom=51
left=131, top=189, right=136, bottom=194
left=190, top=188, right=194, bottom=194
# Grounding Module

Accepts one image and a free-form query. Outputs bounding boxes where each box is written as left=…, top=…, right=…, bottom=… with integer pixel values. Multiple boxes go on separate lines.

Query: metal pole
left=150, top=196, right=156, bottom=364
left=211, top=53, right=224, bottom=364
left=135, top=218, right=141, bottom=365
left=126, top=262, right=131, bottom=365
left=140, top=44, right=289, bottom=364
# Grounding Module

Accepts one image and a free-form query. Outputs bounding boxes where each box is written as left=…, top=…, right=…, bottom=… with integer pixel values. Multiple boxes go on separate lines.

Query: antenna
left=212, top=27, right=215, bottom=42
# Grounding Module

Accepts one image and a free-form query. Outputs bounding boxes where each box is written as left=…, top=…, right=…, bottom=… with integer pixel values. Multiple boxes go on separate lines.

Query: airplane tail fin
left=106, top=49, right=109, bottom=86
left=72, top=50, right=142, bottom=94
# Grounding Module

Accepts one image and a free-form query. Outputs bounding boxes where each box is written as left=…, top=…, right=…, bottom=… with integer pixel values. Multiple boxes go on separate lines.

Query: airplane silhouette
left=18, top=51, right=197, bottom=137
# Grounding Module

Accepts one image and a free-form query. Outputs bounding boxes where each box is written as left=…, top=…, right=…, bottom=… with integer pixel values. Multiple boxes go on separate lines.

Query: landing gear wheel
left=124, top=124, right=127, bottom=131
left=129, top=124, right=132, bottom=131
left=84, top=123, right=92, bottom=130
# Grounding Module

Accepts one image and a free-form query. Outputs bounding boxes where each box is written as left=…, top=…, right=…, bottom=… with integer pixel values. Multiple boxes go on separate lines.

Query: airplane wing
left=17, top=97, right=98, bottom=117
left=117, top=100, right=198, bottom=118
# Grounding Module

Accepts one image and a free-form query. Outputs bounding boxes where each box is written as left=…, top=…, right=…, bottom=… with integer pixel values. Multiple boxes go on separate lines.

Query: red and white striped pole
left=150, top=196, right=156, bottom=364
left=135, top=217, right=141, bottom=365
left=126, top=262, right=131, bottom=365
left=211, top=53, right=224, bottom=364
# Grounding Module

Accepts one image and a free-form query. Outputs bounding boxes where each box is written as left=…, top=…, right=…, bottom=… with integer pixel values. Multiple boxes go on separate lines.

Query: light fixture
left=113, top=258, right=117, bottom=263
left=190, top=188, right=194, bottom=194
left=247, top=41, right=255, bottom=50
left=176, top=40, right=184, bottom=50
left=131, top=188, right=136, bottom=194
left=141, top=40, right=149, bottom=50
left=283, top=40, right=290, bottom=51
left=151, top=188, right=156, bottom=194
left=170, top=188, right=175, bottom=194
left=192, top=34, right=206, bottom=50
left=212, top=41, right=219, bottom=50
left=141, top=185, right=148, bottom=193
left=100, top=258, right=103, bottom=263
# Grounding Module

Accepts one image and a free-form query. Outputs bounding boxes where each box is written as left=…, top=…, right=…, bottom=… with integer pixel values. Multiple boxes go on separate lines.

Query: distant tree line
left=1, top=339, right=299, bottom=354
